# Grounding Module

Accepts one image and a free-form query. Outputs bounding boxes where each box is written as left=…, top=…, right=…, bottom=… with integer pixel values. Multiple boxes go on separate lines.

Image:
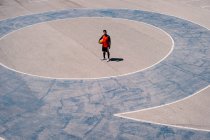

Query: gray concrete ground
left=1, top=0, right=210, bottom=29
left=1, top=0, right=210, bottom=134
left=0, top=18, right=171, bottom=78
left=118, top=86, right=210, bottom=131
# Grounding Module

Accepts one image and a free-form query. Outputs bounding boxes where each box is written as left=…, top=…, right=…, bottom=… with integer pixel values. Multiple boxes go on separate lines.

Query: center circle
left=0, top=17, right=173, bottom=79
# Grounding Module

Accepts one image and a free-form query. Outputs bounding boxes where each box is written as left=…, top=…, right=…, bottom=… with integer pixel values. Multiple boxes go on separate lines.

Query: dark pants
left=102, top=47, right=110, bottom=59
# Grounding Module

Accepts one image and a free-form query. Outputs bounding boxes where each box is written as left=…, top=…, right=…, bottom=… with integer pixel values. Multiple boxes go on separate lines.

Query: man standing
left=99, top=30, right=111, bottom=61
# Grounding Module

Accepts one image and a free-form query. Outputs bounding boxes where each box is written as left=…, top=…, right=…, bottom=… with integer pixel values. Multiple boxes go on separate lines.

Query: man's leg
left=103, top=51, right=106, bottom=59
left=107, top=51, right=110, bottom=59
left=107, top=49, right=110, bottom=62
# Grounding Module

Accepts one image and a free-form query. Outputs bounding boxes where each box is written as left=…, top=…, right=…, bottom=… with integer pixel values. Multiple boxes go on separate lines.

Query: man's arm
left=108, top=36, right=111, bottom=48
left=99, top=36, right=103, bottom=41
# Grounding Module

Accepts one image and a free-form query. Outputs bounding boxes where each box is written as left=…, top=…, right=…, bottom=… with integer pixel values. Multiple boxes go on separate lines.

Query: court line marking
left=0, top=15, right=174, bottom=80
left=115, top=84, right=210, bottom=132
left=115, top=113, right=210, bottom=132
left=1, top=7, right=210, bottom=30
left=111, top=8, right=210, bottom=132
left=0, top=8, right=209, bottom=80
left=1, top=8, right=210, bottom=132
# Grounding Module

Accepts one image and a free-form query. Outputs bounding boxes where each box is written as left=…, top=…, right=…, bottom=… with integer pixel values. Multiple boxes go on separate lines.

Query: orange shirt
left=102, top=35, right=109, bottom=48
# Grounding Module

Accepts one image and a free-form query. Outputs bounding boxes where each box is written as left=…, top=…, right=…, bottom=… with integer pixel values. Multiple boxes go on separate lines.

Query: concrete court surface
left=0, top=17, right=172, bottom=78
left=0, top=0, right=210, bottom=140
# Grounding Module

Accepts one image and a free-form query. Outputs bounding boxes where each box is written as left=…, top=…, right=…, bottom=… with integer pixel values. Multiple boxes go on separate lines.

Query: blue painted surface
left=0, top=9, right=210, bottom=139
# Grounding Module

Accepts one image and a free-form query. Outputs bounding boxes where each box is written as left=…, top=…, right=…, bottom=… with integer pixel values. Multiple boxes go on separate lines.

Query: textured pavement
left=0, top=9, right=210, bottom=140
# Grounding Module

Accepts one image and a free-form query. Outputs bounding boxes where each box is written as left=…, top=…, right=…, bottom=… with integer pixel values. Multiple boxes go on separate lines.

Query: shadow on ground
left=110, top=58, right=124, bottom=62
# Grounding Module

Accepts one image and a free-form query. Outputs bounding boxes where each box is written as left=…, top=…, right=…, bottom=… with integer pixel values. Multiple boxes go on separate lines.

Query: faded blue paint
left=0, top=9, right=210, bottom=139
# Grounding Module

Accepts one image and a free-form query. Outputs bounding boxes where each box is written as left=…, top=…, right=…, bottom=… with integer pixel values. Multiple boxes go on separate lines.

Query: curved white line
left=0, top=16, right=174, bottom=80
left=115, top=84, right=210, bottom=132
left=111, top=9, right=210, bottom=132
left=114, top=113, right=210, bottom=132
left=1, top=8, right=209, bottom=30
left=0, top=137, right=5, bottom=140
left=1, top=8, right=210, bottom=132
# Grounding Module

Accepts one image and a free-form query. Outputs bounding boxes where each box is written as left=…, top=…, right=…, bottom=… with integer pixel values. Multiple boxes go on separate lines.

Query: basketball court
left=0, top=0, right=210, bottom=139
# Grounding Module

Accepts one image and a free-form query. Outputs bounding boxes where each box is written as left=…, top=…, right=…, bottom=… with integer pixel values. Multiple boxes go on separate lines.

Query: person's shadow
left=109, top=58, right=124, bottom=62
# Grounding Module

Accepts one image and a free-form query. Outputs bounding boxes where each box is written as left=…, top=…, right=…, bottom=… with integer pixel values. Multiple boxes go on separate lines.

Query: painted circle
left=0, top=17, right=173, bottom=79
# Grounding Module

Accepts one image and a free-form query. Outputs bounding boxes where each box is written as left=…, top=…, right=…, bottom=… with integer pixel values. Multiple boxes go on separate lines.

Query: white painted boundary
left=115, top=113, right=210, bottom=132
left=0, top=16, right=174, bottom=80
left=110, top=8, right=210, bottom=133
left=0, top=137, right=5, bottom=140
left=1, top=8, right=210, bottom=30
left=115, top=85, right=210, bottom=132
left=1, top=8, right=210, bottom=132
left=0, top=8, right=209, bottom=80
